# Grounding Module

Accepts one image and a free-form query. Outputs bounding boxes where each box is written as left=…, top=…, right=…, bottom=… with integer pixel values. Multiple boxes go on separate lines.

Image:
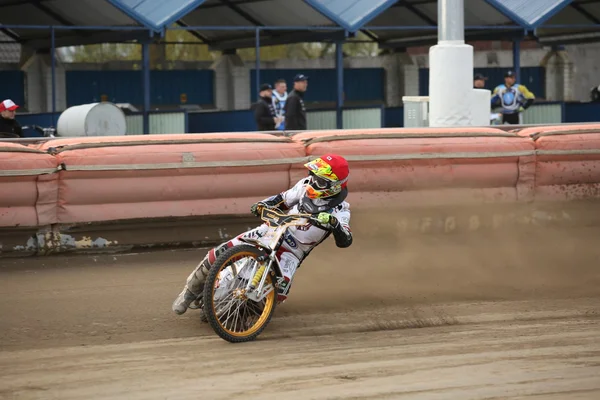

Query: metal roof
left=176, top=0, right=526, bottom=50
left=485, top=0, right=573, bottom=30
left=177, top=0, right=347, bottom=50
left=534, top=0, right=600, bottom=45
left=365, top=0, right=526, bottom=49
left=0, top=31, right=20, bottom=63
left=0, top=0, right=599, bottom=50
left=304, top=0, right=398, bottom=33
left=0, top=0, right=148, bottom=49
left=106, top=0, right=207, bottom=32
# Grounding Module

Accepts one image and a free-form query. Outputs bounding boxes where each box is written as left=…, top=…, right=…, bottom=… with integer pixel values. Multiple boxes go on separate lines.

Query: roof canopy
left=0, top=0, right=598, bottom=50
left=485, top=0, right=573, bottom=30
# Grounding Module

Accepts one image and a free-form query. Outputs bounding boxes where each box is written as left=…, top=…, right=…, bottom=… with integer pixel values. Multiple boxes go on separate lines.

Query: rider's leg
left=275, top=249, right=302, bottom=304
left=172, top=244, right=226, bottom=315
left=172, top=224, right=269, bottom=315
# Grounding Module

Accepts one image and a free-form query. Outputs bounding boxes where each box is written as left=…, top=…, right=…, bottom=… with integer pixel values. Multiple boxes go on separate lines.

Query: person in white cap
left=0, top=99, right=23, bottom=137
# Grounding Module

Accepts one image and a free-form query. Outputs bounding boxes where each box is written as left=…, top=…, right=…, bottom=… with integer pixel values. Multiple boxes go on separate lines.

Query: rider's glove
left=316, top=212, right=337, bottom=226
left=250, top=202, right=265, bottom=216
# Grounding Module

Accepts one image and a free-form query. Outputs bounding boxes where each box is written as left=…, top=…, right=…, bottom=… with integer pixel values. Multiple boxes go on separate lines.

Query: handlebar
left=257, top=206, right=328, bottom=229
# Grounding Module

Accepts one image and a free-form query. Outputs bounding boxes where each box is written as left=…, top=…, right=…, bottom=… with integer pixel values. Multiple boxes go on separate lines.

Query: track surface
left=1, top=226, right=600, bottom=399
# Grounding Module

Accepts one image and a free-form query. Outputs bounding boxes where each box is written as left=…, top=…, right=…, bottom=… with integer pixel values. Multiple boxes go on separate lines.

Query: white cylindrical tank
left=471, top=88, right=492, bottom=126
left=57, top=102, right=127, bottom=137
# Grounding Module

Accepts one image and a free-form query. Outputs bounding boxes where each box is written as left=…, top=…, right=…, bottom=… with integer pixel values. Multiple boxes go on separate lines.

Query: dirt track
left=1, top=224, right=600, bottom=399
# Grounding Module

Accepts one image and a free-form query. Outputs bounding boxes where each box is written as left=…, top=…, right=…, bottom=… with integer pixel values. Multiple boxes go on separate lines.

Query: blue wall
left=418, top=67, right=546, bottom=99
left=564, top=102, right=600, bottom=123
left=250, top=68, right=385, bottom=103
left=384, top=106, right=404, bottom=128
left=188, top=110, right=256, bottom=133
left=0, top=71, right=25, bottom=107
left=66, top=70, right=214, bottom=107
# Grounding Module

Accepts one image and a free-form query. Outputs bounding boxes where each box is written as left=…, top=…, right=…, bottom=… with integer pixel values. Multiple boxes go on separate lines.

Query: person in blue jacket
left=272, top=79, right=288, bottom=131
left=491, top=70, right=535, bottom=124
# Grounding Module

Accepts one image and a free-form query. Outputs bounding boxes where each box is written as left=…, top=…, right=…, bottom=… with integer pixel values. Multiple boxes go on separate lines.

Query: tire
left=203, top=244, right=277, bottom=343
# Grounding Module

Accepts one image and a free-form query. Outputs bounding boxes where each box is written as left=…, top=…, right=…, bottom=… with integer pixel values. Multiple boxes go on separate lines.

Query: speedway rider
left=172, top=153, right=353, bottom=315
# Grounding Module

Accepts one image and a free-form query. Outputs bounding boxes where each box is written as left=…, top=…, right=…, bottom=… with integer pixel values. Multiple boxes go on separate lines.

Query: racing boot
left=172, top=287, right=200, bottom=315
left=172, top=258, right=210, bottom=315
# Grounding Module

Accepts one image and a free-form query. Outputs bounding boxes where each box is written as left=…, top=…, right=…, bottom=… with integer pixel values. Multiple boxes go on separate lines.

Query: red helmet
left=303, top=154, right=349, bottom=199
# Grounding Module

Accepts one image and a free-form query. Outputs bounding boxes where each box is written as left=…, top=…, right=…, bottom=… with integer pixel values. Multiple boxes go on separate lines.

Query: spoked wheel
left=203, top=245, right=277, bottom=343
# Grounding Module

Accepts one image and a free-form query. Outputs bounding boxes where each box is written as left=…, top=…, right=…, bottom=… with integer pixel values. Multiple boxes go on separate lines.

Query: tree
left=59, top=43, right=141, bottom=63
left=58, top=29, right=380, bottom=65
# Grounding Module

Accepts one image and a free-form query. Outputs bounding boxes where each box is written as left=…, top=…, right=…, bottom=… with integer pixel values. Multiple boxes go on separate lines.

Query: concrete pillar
left=20, top=52, right=47, bottom=113
left=542, top=49, right=564, bottom=101
left=41, top=53, right=67, bottom=112
left=210, top=51, right=250, bottom=111
left=381, top=51, right=418, bottom=106
left=557, top=50, right=575, bottom=101
left=542, top=49, right=574, bottom=101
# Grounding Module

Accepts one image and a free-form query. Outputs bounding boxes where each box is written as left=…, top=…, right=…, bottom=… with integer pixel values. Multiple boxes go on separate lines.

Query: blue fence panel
left=0, top=71, right=25, bottom=107
left=344, top=69, right=385, bottom=102
left=188, top=110, right=256, bottom=133
left=564, top=102, right=600, bottom=123
left=419, top=67, right=546, bottom=99
left=66, top=70, right=214, bottom=106
left=250, top=68, right=384, bottom=103
left=384, top=106, right=404, bottom=127
left=151, top=70, right=214, bottom=105
left=66, top=71, right=141, bottom=106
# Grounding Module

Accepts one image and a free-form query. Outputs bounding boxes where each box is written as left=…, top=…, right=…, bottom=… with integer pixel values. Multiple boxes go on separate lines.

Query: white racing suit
left=178, top=177, right=352, bottom=310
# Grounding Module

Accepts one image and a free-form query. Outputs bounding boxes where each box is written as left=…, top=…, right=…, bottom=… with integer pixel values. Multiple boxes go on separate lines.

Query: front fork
left=245, top=255, right=277, bottom=302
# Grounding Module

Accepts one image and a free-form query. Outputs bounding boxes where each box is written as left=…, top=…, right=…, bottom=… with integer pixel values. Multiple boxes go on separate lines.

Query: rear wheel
left=203, top=245, right=277, bottom=343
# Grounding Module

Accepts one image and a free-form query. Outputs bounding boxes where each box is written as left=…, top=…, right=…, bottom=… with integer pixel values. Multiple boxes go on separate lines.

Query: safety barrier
left=2, top=123, right=600, bottom=254
left=292, top=127, right=536, bottom=207
left=516, top=123, right=600, bottom=201
left=0, top=142, right=58, bottom=227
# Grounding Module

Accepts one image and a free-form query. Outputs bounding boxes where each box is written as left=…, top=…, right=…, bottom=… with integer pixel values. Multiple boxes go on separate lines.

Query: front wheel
left=203, top=244, right=277, bottom=343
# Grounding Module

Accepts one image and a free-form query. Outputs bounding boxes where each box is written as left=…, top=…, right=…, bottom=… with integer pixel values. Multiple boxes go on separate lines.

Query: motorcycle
left=0, top=125, right=56, bottom=139
left=22, top=125, right=56, bottom=138
left=200, top=206, right=323, bottom=343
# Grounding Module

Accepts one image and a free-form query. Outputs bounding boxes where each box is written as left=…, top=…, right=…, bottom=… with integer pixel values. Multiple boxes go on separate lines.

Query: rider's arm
left=258, top=193, right=289, bottom=211
left=329, top=203, right=352, bottom=248
left=257, top=178, right=308, bottom=211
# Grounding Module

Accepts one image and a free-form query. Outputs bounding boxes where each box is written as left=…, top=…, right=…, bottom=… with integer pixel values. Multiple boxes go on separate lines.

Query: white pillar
left=428, top=0, right=474, bottom=127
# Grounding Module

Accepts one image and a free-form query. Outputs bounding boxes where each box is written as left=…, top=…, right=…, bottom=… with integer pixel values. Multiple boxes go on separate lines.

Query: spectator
left=474, top=73, right=487, bottom=88
left=591, top=84, right=600, bottom=103
left=252, top=83, right=279, bottom=131
left=284, top=74, right=308, bottom=131
left=272, top=78, right=288, bottom=131
left=0, top=99, right=22, bottom=138
left=491, top=70, right=535, bottom=125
